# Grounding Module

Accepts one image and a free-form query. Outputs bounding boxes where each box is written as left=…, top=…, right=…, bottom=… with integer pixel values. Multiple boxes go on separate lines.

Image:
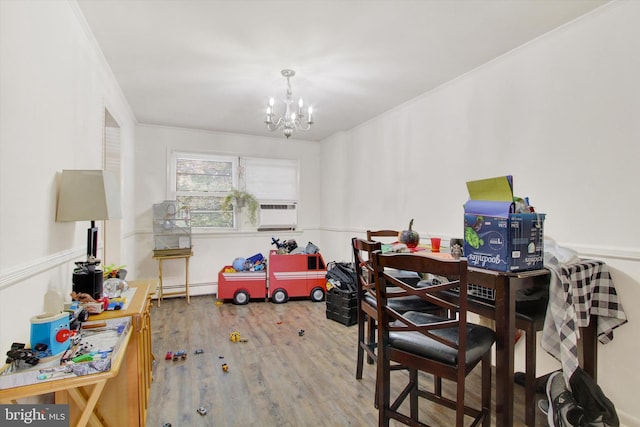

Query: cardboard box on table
left=463, top=176, right=545, bottom=272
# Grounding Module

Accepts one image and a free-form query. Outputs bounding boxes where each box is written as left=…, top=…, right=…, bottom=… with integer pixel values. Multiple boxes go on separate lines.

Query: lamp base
left=72, top=267, right=103, bottom=300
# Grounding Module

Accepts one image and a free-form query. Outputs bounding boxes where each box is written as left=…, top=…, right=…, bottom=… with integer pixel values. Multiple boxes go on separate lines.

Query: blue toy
left=232, top=257, right=246, bottom=271
left=30, top=312, right=71, bottom=357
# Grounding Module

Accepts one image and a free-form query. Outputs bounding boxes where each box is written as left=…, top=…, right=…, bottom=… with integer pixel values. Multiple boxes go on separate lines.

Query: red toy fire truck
left=217, top=250, right=327, bottom=304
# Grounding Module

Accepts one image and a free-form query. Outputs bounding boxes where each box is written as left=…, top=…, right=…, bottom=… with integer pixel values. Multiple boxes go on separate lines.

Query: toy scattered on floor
left=229, top=331, right=248, bottom=343
left=197, top=407, right=208, bottom=416
left=163, top=423, right=172, bottom=427
left=165, top=351, right=172, bottom=360
left=172, top=350, right=187, bottom=361
left=194, top=349, right=204, bottom=355
left=298, top=329, right=305, bottom=337
left=221, top=363, right=229, bottom=373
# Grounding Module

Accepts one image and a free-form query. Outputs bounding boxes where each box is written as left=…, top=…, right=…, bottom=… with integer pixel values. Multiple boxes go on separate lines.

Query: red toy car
left=267, top=251, right=326, bottom=303
left=217, top=251, right=327, bottom=304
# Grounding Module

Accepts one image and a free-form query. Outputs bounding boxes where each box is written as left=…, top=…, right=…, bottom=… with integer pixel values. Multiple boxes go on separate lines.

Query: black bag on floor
left=326, top=262, right=356, bottom=293
left=569, top=367, right=619, bottom=427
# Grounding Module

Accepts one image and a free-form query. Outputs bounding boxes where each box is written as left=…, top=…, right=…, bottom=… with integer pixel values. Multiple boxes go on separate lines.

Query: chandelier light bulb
left=264, top=69, right=314, bottom=138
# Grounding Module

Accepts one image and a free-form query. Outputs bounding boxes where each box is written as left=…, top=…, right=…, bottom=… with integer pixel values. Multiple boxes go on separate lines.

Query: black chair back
left=371, top=251, right=494, bottom=426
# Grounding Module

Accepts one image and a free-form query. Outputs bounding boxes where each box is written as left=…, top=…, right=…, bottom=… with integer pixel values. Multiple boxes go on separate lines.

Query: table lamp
left=56, top=170, right=122, bottom=299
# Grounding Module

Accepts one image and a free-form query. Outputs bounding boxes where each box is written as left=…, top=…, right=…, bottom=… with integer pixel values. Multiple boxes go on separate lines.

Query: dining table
left=465, top=266, right=552, bottom=427
left=415, top=249, right=628, bottom=426
left=465, top=264, right=626, bottom=426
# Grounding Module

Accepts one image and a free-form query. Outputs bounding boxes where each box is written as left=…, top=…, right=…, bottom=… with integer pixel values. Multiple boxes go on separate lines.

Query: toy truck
left=217, top=267, right=267, bottom=305
left=217, top=250, right=327, bottom=304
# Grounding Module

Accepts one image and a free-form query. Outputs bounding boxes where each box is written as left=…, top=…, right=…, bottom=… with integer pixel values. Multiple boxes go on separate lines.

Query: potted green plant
left=221, top=189, right=259, bottom=225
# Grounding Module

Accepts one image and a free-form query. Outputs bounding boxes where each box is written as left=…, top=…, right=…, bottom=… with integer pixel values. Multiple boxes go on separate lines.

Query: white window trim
left=168, top=150, right=299, bottom=231
left=168, top=151, right=239, bottom=200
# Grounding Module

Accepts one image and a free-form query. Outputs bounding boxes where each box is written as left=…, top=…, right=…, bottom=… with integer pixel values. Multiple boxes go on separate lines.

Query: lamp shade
left=56, top=170, right=122, bottom=222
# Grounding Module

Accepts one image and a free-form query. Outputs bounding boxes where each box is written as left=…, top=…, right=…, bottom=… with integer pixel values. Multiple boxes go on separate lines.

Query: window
left=170, top=152, right=298, bottom=229
left=242, top=157, right=298, bottom=201
left=170, top=152, right=237, bottom=228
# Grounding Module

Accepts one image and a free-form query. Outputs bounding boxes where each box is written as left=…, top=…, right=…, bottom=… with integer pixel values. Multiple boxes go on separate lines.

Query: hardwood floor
left=147, top=295, right=546, bottom=426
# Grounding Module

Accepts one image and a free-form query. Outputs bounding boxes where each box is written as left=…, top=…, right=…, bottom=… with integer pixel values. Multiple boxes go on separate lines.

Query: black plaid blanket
left=541, top=259, right=628, bottom=383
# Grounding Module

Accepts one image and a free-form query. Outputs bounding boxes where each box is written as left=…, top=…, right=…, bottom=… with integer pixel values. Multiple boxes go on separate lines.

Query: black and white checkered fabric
left=541, top=260, right=627, bottom=383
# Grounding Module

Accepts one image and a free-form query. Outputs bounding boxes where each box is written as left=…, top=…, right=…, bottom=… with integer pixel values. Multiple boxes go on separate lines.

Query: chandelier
left=265, top=69, right=314, bottom=138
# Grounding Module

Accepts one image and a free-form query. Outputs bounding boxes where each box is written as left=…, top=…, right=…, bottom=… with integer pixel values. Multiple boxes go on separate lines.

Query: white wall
left=319, top=2, right=640, bottom=424
left=2, top=0, right=638, bottom=424
left=129, top=125, right=324, bottom=294
left=0, top=2, right=135, bottom=353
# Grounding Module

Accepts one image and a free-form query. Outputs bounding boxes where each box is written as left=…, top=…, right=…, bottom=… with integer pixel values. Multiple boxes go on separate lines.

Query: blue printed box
left=463, top=212, right=545, bottom=272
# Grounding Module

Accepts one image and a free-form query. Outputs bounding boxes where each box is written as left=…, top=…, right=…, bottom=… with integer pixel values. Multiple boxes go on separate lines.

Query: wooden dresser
left=88, top=279, right=156, bottom=427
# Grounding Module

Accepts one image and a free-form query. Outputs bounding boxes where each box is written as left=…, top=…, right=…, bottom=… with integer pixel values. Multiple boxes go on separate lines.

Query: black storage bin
left=325, top=287, right=357, bottom=326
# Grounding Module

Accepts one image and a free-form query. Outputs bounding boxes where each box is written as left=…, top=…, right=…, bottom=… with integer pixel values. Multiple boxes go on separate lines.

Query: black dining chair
left=366, top=229, right=424, bottom=287
left=516, top=308, right=546, bottom=427
left=352, top=237, right=444, bottom=407
left=372, top=251, right=495, bottom=427
left=353, top=237, right=382, bottom=379
left=366, top=229, right=399, bottom=242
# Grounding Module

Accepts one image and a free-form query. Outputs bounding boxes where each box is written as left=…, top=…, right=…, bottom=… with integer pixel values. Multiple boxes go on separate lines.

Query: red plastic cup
left=430, top=237, right=441, bottom=253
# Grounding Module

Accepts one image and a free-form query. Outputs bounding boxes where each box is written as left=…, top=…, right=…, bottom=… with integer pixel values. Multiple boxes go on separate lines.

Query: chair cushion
left=364, top=293, right=441, bottom=314
left=388, top=311, right=495, bottom=366
left=386, top=269, right=422, bottom=286
left=364, top=279, right=440, bottom=314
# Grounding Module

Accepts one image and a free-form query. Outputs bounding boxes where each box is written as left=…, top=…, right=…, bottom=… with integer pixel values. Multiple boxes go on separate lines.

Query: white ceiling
left=76, top=0, right=610, bottom=142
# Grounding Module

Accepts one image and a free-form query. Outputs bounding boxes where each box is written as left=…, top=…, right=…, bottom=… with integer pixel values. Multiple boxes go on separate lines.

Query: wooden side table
left=152, top=251, right=192, bottom=305
left=0, top=327, right=133, bottom=427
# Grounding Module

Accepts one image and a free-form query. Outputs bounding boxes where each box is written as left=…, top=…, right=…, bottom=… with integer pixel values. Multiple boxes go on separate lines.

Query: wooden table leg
left=63, top=379, right=107, bottom=427
left=494, top=275, right=516, bottom=427
left=578, top=316, right=598, bottom=381
left=524, top=325, right=538, bottom=427
left=157, top=259, right=163, bottom=306
left=185, top=256, right=190, bottom=304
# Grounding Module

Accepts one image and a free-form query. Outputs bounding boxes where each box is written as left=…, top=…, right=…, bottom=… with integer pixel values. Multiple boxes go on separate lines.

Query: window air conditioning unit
left=258, top=203, right=297, bottom=231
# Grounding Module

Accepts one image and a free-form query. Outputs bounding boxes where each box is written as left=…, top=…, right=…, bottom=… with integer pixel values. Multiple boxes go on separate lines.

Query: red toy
left=267, top=250, right=326, bottom=303
left=217, top=268, right=267, bottom=304
left=217, top=250, right=327, bottom=304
